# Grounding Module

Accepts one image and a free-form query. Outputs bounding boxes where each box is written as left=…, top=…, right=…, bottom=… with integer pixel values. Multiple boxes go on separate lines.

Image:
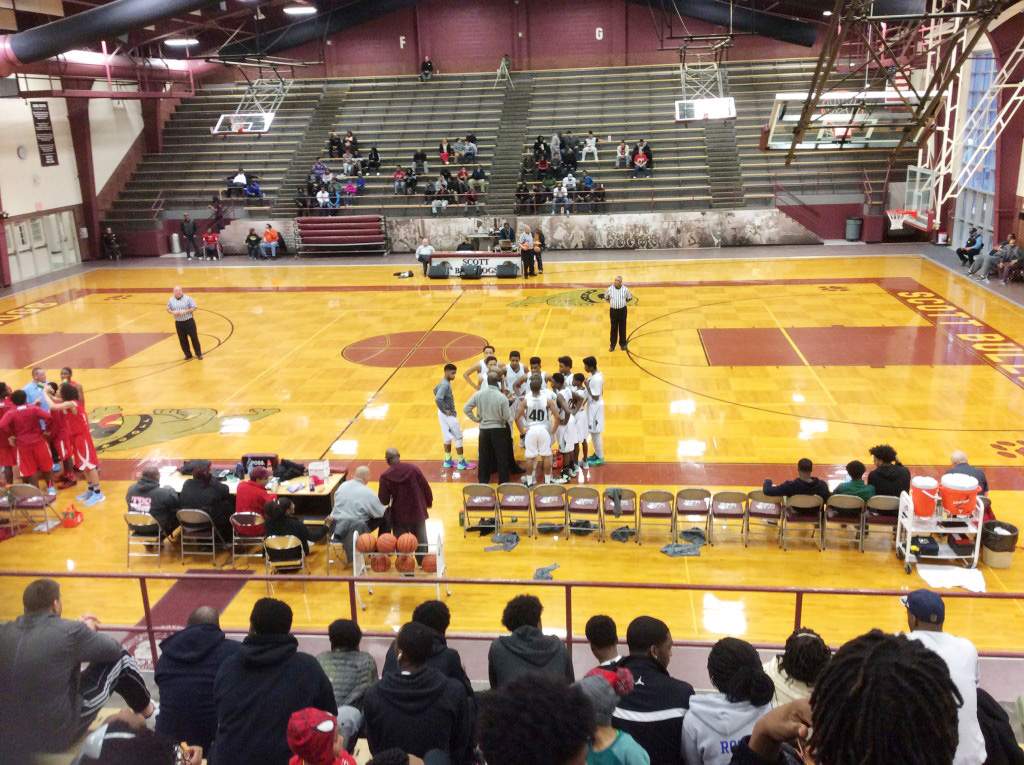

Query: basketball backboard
left=902, top=165, right=935, bottom=231
left=765, top=90, right=918, bottom=151
left=211, top=112, right=275, bottom=135
left=675, top=97, right=736, bottom=123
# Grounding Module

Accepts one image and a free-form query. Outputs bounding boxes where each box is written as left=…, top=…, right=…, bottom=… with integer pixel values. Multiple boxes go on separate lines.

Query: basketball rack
left=350, top=520, right=451, bottom=608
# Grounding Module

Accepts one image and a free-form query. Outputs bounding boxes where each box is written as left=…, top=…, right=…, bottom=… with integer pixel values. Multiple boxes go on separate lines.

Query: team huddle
left=435, top=345, right=606, bottom=487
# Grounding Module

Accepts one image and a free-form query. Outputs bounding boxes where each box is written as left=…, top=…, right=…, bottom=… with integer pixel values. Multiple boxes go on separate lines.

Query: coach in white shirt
left=604, top=275, right=632, bottom=351
left=903, top=589, right=986, bottom=765
left=415, top=238, right=435, bottom=276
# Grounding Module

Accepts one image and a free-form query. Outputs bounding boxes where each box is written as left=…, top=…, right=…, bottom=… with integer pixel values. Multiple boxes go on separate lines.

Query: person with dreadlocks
left=762, top=628, right=831, bottom=707
left=727, top=629, right=962, bottom=765
left=903, top=590, right=986, bottom=765
left=683, top=637, right=775, bottom=765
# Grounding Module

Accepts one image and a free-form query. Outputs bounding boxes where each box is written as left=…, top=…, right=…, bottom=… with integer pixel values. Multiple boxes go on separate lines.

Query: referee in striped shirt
left=167, top=285, right=203, bottom=360
left=605, top=275, right=632, bottom=351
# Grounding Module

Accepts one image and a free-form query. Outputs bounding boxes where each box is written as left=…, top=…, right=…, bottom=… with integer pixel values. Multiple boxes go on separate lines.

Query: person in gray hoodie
left=487, top=594, right=574, bottom=688
left=125, top=468, right=180, bottom=535
left=317, top=618, right=379, bottom=710
left=682, top=638, right=774, bottom=765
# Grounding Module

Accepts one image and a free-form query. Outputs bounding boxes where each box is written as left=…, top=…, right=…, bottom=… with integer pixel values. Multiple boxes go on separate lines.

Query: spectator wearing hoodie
left=576, top=668, right=650, bottom=765
left=761, top=459, right=830, bottom=502
left=683, top=638, right=774, bottom=765
left=761, top=628, right=830, bottom=707
left=867, top=443, right=911, bottom=498
left=612, top=616, right=694, bottom=765
left=317, top=619, right=378, bottom=711
left=211, top=598, right=337, bottom=765
left=364, top=622, right=474, bottom=764
left=488, top=594, right=574, bottom=688
left=383, top=600, right=473, bottom=701
left=125, top=468, right=180, bottom=535
left=155, top=606, right=241, bottom=753
left=378, top=448, right=432, bottom=560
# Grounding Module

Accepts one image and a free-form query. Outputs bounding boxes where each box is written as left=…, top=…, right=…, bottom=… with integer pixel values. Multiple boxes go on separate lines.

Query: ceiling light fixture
left=164, top=38, right=199, bottom=47
left=822, top=9, right=833, bottom=16
left=283, top=5, right=317, bottom=14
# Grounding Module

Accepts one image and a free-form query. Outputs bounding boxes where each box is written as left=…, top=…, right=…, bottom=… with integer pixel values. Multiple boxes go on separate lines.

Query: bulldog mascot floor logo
left=89, top=407, right=280, bottom=451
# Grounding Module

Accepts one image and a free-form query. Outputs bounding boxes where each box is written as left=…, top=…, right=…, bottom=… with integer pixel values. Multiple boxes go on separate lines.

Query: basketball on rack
left=356, top=533, right=376, bottom=552
left=395, top=554, right=416, bottom=573
left=376, top=533, right=398, bottom=553
left=397, top=533, right=418, bottom=553
left=420, top=554, right=437, bottom=573
left=370, top=554, right=392, bottom=572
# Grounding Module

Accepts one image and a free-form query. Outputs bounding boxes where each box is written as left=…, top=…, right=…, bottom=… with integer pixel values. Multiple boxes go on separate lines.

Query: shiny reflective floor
left=1, top=252, right=1023, bottom=651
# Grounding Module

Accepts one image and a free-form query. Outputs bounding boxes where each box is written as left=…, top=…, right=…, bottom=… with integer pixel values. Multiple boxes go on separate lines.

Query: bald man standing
left=378, top=448, right=433, bottom=562
left=328, top=466, right=389, bottom=562
left=167, top=286, right=202, bottom=360
left=604, top=275, right=632, bottom=351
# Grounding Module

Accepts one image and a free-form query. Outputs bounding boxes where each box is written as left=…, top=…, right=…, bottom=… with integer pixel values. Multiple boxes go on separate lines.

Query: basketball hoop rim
left=886, top=209, right=918, bottom=230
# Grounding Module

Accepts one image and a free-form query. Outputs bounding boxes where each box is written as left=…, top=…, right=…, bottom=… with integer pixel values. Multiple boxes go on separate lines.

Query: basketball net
left=886, top=209, right=915, bottom=230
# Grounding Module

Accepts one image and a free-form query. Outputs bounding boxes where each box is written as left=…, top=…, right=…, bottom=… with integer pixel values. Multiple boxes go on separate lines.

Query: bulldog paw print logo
left=991, top=440, right=1024, bottom=458
left=818, top=285, right=850, bottom=292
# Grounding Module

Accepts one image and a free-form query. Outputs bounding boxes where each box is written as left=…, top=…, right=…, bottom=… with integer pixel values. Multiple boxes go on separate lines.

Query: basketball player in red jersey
left=45, top=383, right=104, bottom=506
left=0, top=389, right=54, bottom=494
left=60, top=367, right=84, bottom=407
left=44, top=382, right=77, bottom=490
left=0, top=383, right=15, bottom=486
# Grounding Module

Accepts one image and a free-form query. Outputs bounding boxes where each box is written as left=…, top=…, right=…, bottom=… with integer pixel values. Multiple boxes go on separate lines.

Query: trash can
left=169, top=233, right=182, bottom=254
left=981, top=521, right=1018, bottom=569
left=845, top=217, right=863, bottom=242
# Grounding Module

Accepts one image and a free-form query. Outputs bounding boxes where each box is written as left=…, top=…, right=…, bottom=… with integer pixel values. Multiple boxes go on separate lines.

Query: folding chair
left=566, top=486, right=603, bottom=541
left=177, top=509, right=222, bottom=565
left=0, top=488, right=16, bottom=536
left=745, top=491, right=783, bottom=547
left=124, top=512, right=170, bottom=569
left=229, top=512, right=265, bottom=568
left=781, top=494, right=824, bottom=551
left=263, top=535, right=310, bottom=594
left=637, top=490, right=676, bottom=545
left=602, top=487, right=637, bottom=539
left=462, top=484, right=497, bottom=537
left=532, top=484, right=567, bottom=537
left=862, top=495, right=900, bottom=552
left=710, top=491, right=747, bottom=544
left=676, top=488, right=712, bottom=544
left=496, top=482, right=531, bottom=536
left=824, top=495, right=865, bottom=549
left=8, top=483, right=59, bottom=533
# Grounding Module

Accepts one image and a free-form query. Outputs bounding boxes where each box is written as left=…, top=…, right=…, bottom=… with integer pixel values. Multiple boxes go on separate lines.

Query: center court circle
left=343, top=331, right=487, bottom=367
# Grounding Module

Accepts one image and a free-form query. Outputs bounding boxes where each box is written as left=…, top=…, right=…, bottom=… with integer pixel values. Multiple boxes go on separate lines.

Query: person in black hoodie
left=211, top=598, right=336, bottom=765
left=611, top=615, right=694, bottom=765
left=761, top=459, right=830, bottom=502
left=179, top=465, right=234, bottom=540
left=382, top=600, right=473, bottom=701
left=867, top=443, right=911, bottom=498
left=155, top=606, right=240, bottom=754
left=977, top=687, right=1024, bottom=765
left=125, top=468, right=180, bottom=535
left=363, top=622, right=473, bottom=764
left=487, top=594, right=574, bottom=688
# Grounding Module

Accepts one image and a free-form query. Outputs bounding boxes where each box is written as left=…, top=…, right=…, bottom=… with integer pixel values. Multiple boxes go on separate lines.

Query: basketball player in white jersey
left=549, top=373, right=579, bottom=479
left=463, top=343, right=495, bottom=390
left=583, top=355, right=605, bottom=465
left=513, top=376, right=560, bottom=487
left=504, top=350, right=528, bottom=441
left=571, top=372, right=589, bottom=468
left=514, top=356, right=548, bottom=396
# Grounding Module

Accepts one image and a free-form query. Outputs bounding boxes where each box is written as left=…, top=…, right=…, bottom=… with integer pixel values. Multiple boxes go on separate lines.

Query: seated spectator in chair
left=552, top=182, right=572, bottom=215
left=613, top=615, right=694, bottom=765
left=488, top=594, right=573, bottom=688
left=317, top=186, right=332, bottom=212
left=343, top=130, right=359, bottom=155
left=392, top=166, right=407, bottom=194
left=615, top=139, right=630, bottom=168
left=212, top=598, right=337, bottom=765
left=329, top=131, right=343, bottom=158
left=762, top=627, right=831, bottom=707
left=366, top=145, right=381, bottom=175
left=462, top=139, right=477, bottom=163
left=832, top=459, right=875, bottom=501
left=383, top=600, right=474, bottom=702
left=498, top=221, right=516, bottom=247
left=236, top=466, right=276, bottom=515
left=586, top=614, right=622, bottom=669
left=945, top=450, right=988, bottom=494
left=563, top=147, right=578, bottom=171
left=867, top=443, right=911, bottom=497
left=456, top=236, right=474, bottom=252
left=439, top=138, right=452, bottom=165
left=533, top=135, right=551, bottom=160
left=683, top=637, right=774, bottom=765
left=413, top=149, right=428, bottom=174
left=968, top=233, right=1018, bottom=281
left=469, top=164, right=488, bottom=193
left=265, top=497, right=330, bottom=561
left=287, top=708, right=358, bottom=765
left=179, top=464, right=234, bottom=539
left=762, top=458, right=830, bottom=501
left=419, top=55, right=434, bottom=82
left=957, top=227, right=983, bottom=266
left=126, top=467, right=180, bottom=535
left=0, top=579, right=155, bottom=763
left=997, top=243, right=1024, bottom=284
left=313, top=157, right=329, bottom=180
left=317, top=618, right=379, bottom=711
left=201, top=230, right=221, bottom=261
left=261, top=224, right=281, bottom=259
left=155, top=606, right=240, bottom=755
left=415, top=238, right=435, bottom=276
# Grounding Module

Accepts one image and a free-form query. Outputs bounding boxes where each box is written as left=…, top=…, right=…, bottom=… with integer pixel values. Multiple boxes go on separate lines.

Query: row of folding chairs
left=0, top=483, right=60, bottom=534
left=462, top=484, right=902, bottom=550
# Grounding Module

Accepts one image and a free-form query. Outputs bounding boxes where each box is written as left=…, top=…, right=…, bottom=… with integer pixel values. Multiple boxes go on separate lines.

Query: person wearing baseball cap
left=236, top=465, right=277, bottom=516
left=903, top=589, right=987, bottom=765
left=287, top=708, right=357, bottom=765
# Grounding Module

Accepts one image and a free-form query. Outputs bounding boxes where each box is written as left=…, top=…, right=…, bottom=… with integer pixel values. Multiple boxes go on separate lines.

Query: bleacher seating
left=294, top=214, right=388, bottom=257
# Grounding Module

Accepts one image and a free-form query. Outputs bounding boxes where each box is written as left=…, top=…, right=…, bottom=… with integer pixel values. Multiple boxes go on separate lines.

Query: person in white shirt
left=761, top=627, right=831, bottom=707
left=563, top=173, right=577, bottom=191
left=415, top=238, right=435, bottom=276
left=551, top=183, right=571, bottom=215
left=605, top=275, right=633, bottom=351
left=903, top=589, right=987, bottom=765
left=571, top=372, right=590, bottom=468
left=328, top=466, right=387, bottom=563
left=615, top=140, right=630, bottom=168
left=583, top=356, right=604, bottom=466
left=549, top=374, right=578, bottom=482
left=581, top=131, right=599, bottom=162
left=316, top=187, right=330, bottom=212
left=513, top=376, right=560, bottom=487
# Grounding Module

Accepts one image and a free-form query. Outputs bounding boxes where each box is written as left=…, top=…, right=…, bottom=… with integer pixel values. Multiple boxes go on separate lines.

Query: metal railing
left=3, top=569, right=1022, bottom=664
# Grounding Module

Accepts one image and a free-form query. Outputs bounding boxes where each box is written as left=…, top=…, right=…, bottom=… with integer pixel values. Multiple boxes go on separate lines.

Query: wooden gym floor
left=1, top=250, right=1023, bottom=653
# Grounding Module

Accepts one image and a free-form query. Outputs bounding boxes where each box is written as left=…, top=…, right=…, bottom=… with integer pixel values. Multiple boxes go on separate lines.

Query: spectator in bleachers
left=575, top=187, right=592, bottom=215
left=155, top=606, right=240, bottom=755
left=615, top=140, right=630, bottom=168
left=227, top=166, right=249, bottom=197
left=413, top=149, right=428, bottom=174
left=366, top=145, right=381, bottom=175
left=470, top=164, right=488, bottom=193
left=631, top=140, right=653, bottom=178
left=439, top=138, right=452, bottom=165
left=631, top=152, right=650, bottom=179
left=344, top=177, right=358, bottom=206
left=126, top=467, right=180, bottom=535
left=463, top=138, right=477, bottom=163
left=455, top=165, right=469, bottom=184
left=563, top=172, right=578, bottom=193
left=487, top=594, right=573, bottom=688
left=536, top=182, right=552, bottom=213
left=581, top=170, right=595, bottom=192
left=535, top=155, right=551, bottom=181
left=212, top=598, right=337, bottom=765
left=613, top=615, right=693, bottom=765
left=295, top=185, right=311, bottom=215
left=317, top=186, right=331, bottom=212
left=552, top=181, right=572, bottom=215
left=562, top=130, right=580, bottom=159
left=392, top=166, right=406, bottom=194
left=404, top=167, right=418, bottom=195
left=867, top=443, right=911, bottom=497
left=419, top=55, right=434, bottom=82
left=762, top=627, right=830, bottom=707
left=430, top=186, right=452, bottom=216
left=452, top=174, right=468, bottom=199
left=465, top=187, right=481, bottom=215
left=592, top=183, right=607, bottom=212
left=585, top=614, right=621, bottom=668
left=286, top=707, right=358, bottom=765
left=551, top=132, right=562, bottom=164
left=956, top=227, right=982, bottom=266
left=382, top=600, right=474, bottom=702
left=313, top=157, right=329, bottom=181
left=451, top=138, right=466, bottom=164
left=564, top=147, right=579, bottom=172
left=761, top=458, right=830, bottom=501
left=945, top=450, right=988, bottom=494
left=265, top=497, right=331, bottom=561
left=0, top=579, right=154, bottom=763
left=261, top=223, right=281, bottom=259
left=329, top=131, right=343, bottom=158
left=534, top=135, right=551, bottom=160
left=831, top=460, right=875, bottom=501
left=246, top=227, right=263, bottom=260
left=236, top=465, right=275, bottom=515
left=683, top=637, right=774, bottom=765
left=341, top=151, right=360, bottom=177
left=582, top=131, right=599, bottom=162
left=317, top=618, right=378, bottom=711
left=245, top=175, right=264, bottom=198
left=343, top=130, right=359, bottom=155
left=576, top=668, right=649, bottom=765
left=515, top=182, right=532, bottom=214
left=180, top=463, right=234, bottom=539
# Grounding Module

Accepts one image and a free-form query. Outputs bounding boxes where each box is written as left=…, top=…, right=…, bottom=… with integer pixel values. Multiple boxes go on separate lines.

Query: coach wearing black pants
left=605, top=274, right=632, bottom=351
left=167, top=286, right=203, bottom=360
left=464, top=371, right=513, bottom=484
left=179, top=214, right=199, bottom=261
